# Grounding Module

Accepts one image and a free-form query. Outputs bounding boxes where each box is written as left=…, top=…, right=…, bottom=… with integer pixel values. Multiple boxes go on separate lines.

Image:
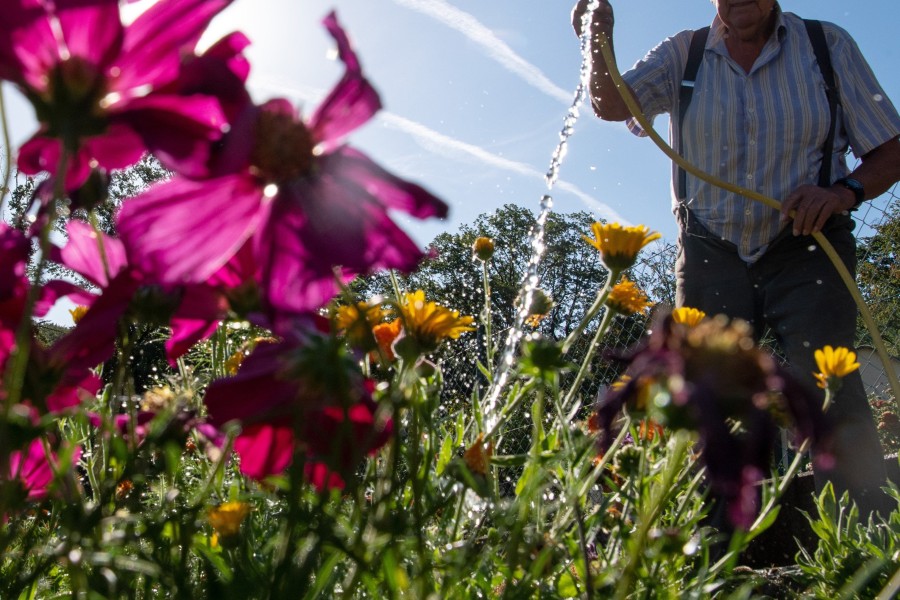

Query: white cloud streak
left=377, top=112, right=630, bottom=224
left=391, top=0, right=573, bottom=105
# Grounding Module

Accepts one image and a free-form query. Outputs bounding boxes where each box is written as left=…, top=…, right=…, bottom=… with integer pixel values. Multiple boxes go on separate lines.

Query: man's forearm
left=587, top=36, right=634, bottom=122
left=849, top=137, right=900, bottom=201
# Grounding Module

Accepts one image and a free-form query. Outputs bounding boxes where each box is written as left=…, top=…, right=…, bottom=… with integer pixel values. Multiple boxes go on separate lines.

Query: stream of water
left=482, top=1, right=601, bottom=432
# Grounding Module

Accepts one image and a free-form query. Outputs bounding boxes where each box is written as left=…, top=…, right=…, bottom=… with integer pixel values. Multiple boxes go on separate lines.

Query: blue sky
left=4, top=0, right=900, bottom=247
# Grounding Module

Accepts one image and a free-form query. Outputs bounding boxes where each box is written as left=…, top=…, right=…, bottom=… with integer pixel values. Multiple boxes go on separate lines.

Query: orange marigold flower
left=671, top=307, right=706, bottom=327
left=371, top=318, right=402, bottom=361
left=583, top=222, right=661, bottom=272
left=606, top=276, right=652, bottom=315
left=463, top=433, right=493, bottom=476
left=638, top=419, right=665, bottom=440
left=69, top=305, right=89, bottom=324
left=813, top=345, right=860, bottom=390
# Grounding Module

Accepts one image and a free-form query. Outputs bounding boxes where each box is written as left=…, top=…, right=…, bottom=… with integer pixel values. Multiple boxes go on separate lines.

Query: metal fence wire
left=435, top=184, right=900, bottom=462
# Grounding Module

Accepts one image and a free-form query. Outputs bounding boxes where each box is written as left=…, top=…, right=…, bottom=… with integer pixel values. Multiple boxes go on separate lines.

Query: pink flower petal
left=63, top=220, right=127, bottom=287
left=114, top=0, right=230, bottom=93
left=326, top=146, right=448, bottom=219
left=79, top=123, right=146, bottom=171
left=117, top=176, right=264, bottom=284
left=119, top=94, right=226, bottom=178
left=308, top=12, right=381, bottom=148
left=233, top=422, right=294, bottom=480
left=54, top=0, right=123, bottom=69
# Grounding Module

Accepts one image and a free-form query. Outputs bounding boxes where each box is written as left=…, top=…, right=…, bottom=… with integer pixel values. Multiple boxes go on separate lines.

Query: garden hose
left=592, top=32, right=900, bottom=410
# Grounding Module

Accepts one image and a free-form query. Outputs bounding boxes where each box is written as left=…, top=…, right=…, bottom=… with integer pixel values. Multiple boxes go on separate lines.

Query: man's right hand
left=571, top=0, right=615, bottom=39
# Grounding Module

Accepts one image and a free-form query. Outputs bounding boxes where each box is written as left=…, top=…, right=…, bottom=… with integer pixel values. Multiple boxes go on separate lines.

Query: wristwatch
left=834, top=177, right=865, bottom=210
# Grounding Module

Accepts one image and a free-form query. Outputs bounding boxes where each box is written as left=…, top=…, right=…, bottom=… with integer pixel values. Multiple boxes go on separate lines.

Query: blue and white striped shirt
left=622, top=7, right=900, bottom=262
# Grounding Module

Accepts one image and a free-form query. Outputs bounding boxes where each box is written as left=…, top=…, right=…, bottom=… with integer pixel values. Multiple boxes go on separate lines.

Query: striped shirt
left=622, top=7, right=900, bottom=262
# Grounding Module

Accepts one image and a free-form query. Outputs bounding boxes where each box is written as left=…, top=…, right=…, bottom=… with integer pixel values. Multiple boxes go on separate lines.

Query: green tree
left=856, top=201, right=900, bottom=356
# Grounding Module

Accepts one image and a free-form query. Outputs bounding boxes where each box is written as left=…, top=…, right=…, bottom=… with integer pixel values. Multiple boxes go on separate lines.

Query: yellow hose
left=593, top=33, right=900, bottom=409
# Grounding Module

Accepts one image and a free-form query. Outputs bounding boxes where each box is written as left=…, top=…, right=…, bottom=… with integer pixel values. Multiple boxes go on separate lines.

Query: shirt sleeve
left=827, top=23, right=900, bottom=157
left=621, top=32, right=690, bottom=137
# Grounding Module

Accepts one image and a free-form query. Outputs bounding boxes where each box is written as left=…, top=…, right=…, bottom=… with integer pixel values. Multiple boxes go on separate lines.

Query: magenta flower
left=118, top=11, right=447, bottom=316
left=8, top=437, right=82, bottom=503
left=47, top=220, right=254, bottom=368
left=0, top=223, right=98, bottom=413
left=1, top=0, right=235, bottom=190
left=203, top=326, right=392, bottom=487
left=594, top=312, right=834, bottom=529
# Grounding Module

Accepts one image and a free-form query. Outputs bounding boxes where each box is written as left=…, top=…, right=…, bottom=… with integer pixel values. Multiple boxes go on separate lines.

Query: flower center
left=31, top=57, right=109, bottom=150
left=250, top=111, right=316, bottom=183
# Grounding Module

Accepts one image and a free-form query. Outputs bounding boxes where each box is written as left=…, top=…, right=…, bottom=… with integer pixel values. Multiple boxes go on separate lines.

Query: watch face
left=838, top=177, right=865, bottom=207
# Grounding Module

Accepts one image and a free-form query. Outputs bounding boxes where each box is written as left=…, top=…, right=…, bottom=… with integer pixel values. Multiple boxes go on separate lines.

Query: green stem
left=561, top=304, right=616, bottom=412
left=482, top=261, right=494, bottom=367
left=0, top=83, right=12, bottom=210
left=562, top=270, right=618, bottom=355
left=4, top=150, right=70, bottom=408
left=88, top=212, right=111, bottom=283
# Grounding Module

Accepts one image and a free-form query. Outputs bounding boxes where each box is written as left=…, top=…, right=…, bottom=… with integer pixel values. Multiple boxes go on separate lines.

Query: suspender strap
left=677, top=26, right=709, bottom=200
left=804, top=19, right=838, bottom=188
left=675, top=20, right=838, bottom=199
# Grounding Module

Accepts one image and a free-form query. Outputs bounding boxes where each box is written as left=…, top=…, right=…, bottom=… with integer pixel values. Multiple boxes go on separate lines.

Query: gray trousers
left=675, top=207, right=890, bottom=516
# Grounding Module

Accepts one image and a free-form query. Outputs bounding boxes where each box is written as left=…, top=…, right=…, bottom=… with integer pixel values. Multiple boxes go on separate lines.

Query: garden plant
left=1, top=1, right=899, bottom=598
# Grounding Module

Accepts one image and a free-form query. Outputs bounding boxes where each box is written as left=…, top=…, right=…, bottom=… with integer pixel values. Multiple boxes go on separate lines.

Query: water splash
left=482, top=1, right=600, bottom=432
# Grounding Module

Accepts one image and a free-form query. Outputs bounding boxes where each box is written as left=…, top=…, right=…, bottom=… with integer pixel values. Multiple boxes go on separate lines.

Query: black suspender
left=675, top=19, right=838, bottom=199
left=803, top=19, right=838, bottom=188
left=677, top=26, right=709, bottom=200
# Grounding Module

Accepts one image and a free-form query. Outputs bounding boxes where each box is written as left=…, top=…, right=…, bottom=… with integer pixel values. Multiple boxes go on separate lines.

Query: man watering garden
left=572, top=0, right=900, bottom=519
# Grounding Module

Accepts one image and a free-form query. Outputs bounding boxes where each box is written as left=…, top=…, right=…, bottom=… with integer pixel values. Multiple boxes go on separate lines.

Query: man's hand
left=780, top=184, right=856, bottom=236
left=571, top=0, right=614, bottom=38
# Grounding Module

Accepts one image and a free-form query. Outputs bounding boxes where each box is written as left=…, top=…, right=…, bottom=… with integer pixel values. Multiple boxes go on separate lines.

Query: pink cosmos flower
left=8, top=437, right=82, bottom=503
left=47, top=220, right=255, bottom=368
left=1, top=0, right=235, bottom=190
left=118, top=11, right=448, bottom=317
left=203, top=326, right=392, bottom=487
left=0, top=223, right=98, bottom=413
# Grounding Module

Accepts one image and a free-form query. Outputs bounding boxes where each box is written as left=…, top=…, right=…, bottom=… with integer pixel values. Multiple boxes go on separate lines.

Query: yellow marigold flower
left=813, top=345, right=860, bottom=390
left=671, top=307, right=706, bottom=327
left=69, top=305, right=89, bottom=324
left=333, top=300, right=390, bottom=352
left=398, top=290, right=475, bottom=352
left=472, top=236, right=495, bottom=262
left=208, top=501, right=251, bottom=538
left=606, top=277, right=652, bottom=315
left=583, top=222, right=661, bottom=272
left=463, top=433, right=493, bottom=476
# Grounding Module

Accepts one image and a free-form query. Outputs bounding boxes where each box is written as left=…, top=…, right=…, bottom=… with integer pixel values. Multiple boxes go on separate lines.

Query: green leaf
left=437, top=435, right=454, bottom=475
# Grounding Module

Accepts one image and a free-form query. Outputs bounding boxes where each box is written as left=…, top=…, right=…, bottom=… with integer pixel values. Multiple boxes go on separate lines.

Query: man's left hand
left=780, top=184, right=855, bottom=236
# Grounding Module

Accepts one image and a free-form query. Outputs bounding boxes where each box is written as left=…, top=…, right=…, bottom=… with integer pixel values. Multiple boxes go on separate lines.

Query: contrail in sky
left=378, top=112, right=629, bottom=224
left=250, top=77, right=627, bottom=224
left=391, top=0, right=572, bottom=105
